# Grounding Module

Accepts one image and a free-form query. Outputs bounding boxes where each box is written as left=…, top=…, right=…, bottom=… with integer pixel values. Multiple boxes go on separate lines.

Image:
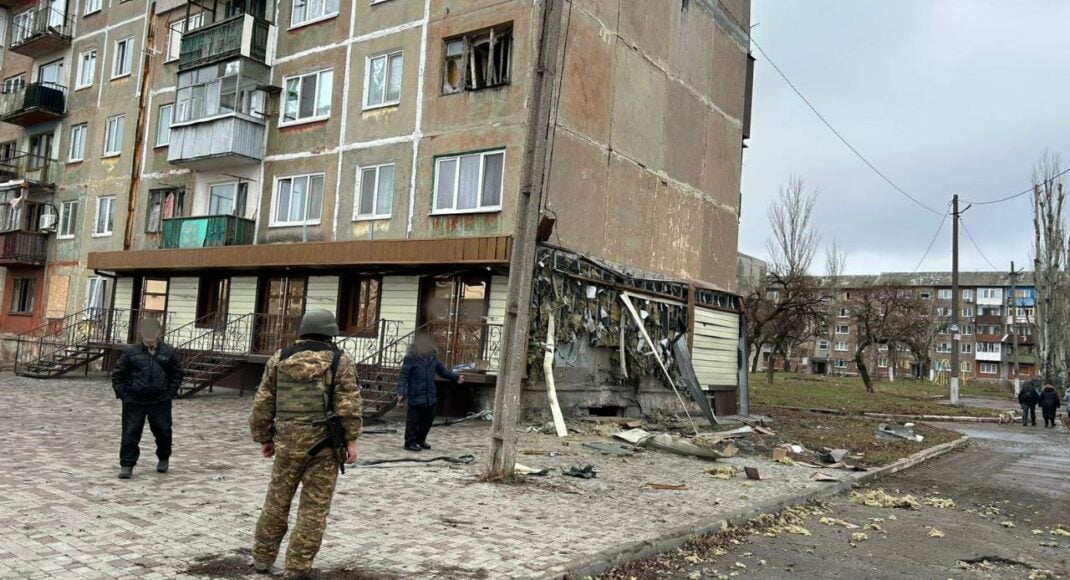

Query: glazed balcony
left=167, top=114, right=266, bottom=170
left=0, top=152, right=59, bottom=189
left=975, top=314, right=1005, bottom=326
left=9, top=5, right=72, bottom=58
left=0, top=82, right=65, bottom=127
left=160, top=214, right=255, bottom=249
left=178, top=13, right=271, bottom=71
left=0, top=230, right=47, bottom=266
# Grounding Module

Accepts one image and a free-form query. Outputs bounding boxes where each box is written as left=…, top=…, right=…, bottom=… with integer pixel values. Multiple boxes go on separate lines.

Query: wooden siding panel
left=487, top=275, right=508, bottom=324
left=307, top=276, right=340, bottom=314
left=380, top=276, right=419, bottom=336
left=692, top=306, right=739, bottom=390
left=114, top=277, right=134, bottom=311
left=168, top=277, right=199, bottom=329
left=228, top=276, right=257, bottom=316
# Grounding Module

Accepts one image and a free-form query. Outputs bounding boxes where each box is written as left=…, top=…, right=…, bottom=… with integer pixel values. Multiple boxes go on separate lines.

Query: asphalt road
left=644, top=419, right=1070, bottom=579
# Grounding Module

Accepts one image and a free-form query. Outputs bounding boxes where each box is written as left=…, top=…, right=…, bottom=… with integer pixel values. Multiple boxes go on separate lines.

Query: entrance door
left=254, top=276, right=307, bottom=354
left=417, top=274, right=489, bottom=369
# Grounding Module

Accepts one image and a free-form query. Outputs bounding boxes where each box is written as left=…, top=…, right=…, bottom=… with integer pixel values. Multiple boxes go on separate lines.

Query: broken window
left=442, top=24, right=512, bottom=94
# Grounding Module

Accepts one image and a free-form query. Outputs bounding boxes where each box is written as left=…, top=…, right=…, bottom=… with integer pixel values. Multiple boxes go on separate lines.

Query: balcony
left=0, top=230, right=47, bottom=266
left=9, top=5, right=72, bottom=58
left=0, top=153, right=59, bottom=190
left=976, top=333, right=1003, bottom=343
left=160, top=214, right=255, bottom=249
left=168, top=114, right=266, bottom=170
left=178, top=13, right=271, bottom=72
left=975, top=350, right=1002, bottom=362
left=975, top=314, right=1004, bottom=325
left=0, top=82, right=65, bottom=127
left=1009, top=354, right=1037, bottom=366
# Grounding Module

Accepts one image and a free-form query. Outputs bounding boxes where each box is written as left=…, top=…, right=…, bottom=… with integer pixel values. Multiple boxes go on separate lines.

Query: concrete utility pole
left=1010, top=261, right=1023, bottom=395
left=950, top=194, right=961, bottom=405
left=486, top=0, right=564, bottom=479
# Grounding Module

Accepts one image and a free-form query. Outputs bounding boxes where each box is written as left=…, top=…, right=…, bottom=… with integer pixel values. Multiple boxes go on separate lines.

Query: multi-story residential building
left=759, top=271, right=1038, bottom=384
left=4, top=0, right=753, bottom=418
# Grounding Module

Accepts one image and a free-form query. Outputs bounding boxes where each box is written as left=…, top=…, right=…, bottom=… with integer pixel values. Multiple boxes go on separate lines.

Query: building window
left=364, top=51, right=402, bottom=109
left=835, top=325, right=849, bottom=335
left=355, top=164, right=394, bottom=220
left=897, top=289, right=912, bottom=298
left=977, top=342, right=1001, bottom=354
left=0, top=141, right=15, bottom=161
left=11, top=10, right=34, bottom=45
left=937, top=307, right=951, bottom=317
left=2, top=75, right=25, bottom=95
left=9, top=278, right=35, bottom=315
left=84, top=0, right=102, bottom=15
left=938, top=289, right=952, bottom=300
left=833, top=359, right=848, bottom=369
left=766, top=290, right=780, bottom=301
left=338, top=275, right=381, bottom=335
left=837, top=308, right=850, bottom=318
left=156, top=104, right=173, bottom=147
left=817, top=340, right=829, bottom=351
left=920, top=291, right=931, bottom=299
left=936, top=342, right=952, bottom=354
left=961, top=361, right=972, bottom=374
left=962, top=324, right=974, bottom=335
left=291, top=0, right=339, bottom=27
left=103, top=115, right=124, bottom=156
left=962, top=289, right=975, bottom=301
left=878, top=357, right=888, bottom=368
left=166, top=13, right=203, bottom=62
left=961, top=342, right=973, bottom=354
left=77, top=50, right=96, bottom=89
left=112, top=37, right=135, bottom=79
left=196, top=276, right=230, bottom=327
left=174, top=65, right=268, bottom=124
left=442, top=25, right=513, bottom=94
left=834, top=341, right=848, bottom=352
left=58, top=200, right=78, bottom=239
left=272, top=174, right=324, bottom=226
left=433, top=149, right=504, bottom=214
left=146, top=188, right=186, bottom=233
left=282, top=69, right=333, bottom=125
left=93, top=196, right=114, bottom=236
left=962, top=307, right=974, bottom=318
left=980, top=363, right=998, bottom=375
left=68, top=123, right=87, bottom=161
left=209, top=182, right=247, bottom=216
left=86, top=276, right=108, bottom=314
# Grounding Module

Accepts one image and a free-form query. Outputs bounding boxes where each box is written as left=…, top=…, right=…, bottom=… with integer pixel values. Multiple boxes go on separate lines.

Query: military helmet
left=298, top=309, right=339, bottom=338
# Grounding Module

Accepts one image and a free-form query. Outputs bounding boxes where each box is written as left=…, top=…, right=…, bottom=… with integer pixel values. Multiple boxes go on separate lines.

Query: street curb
left=864, top=412, right=1012, bottom=424
left=539, top=436, right=970, bottom=580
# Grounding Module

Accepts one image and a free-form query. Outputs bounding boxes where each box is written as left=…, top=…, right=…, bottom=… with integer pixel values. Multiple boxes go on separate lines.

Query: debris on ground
left=561, top=465, right=597, bottom=479
left=646, top=433, right=724, bottom=461
left=928, top=528, right=945, bottom=538
left=821, top=448, right=849, bottom=464
left=784, top=525, right=811, bottom=536
left=849, top=489, right=920, bottom=509
left=706, top=465, right=741, bottom=480
left=513, top=463, right=549, bottom=476
left=1050, top=526, right=1070, bottom=537
left=583, top=442, right=637, bottom=456
left=1029, top=570, right=1056, bottom=580
left=612, top=429, right=654, bottom=446
left=851, top=532, right=869, bottom=543
left=1001, top=521, right=1016, bottom=528
left=720, top=443, right=740, bottom=458
left=819, top=517, right=859, bottom=529
left=743, top=466, right=767, bottom=480
left=924, top=496, right=956, bottom=509
left=645, top=482, right=688, bottom=491
left=875, top=422, right=925, bottom=442
left=811, top=472, right=839, bottom=482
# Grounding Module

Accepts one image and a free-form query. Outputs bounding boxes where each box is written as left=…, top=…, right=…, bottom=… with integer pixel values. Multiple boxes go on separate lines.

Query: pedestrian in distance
left=1064, top=387, right=1070, bottom=419
left=110, top=317, right=183, bottom=479
left=249, top=310, right=361, bottom=580
left=1018, top=377, right=1041, bottom=427
left=1038, top=383, right=1061, bottom=428
left=396, top=333, right=465, bottom=452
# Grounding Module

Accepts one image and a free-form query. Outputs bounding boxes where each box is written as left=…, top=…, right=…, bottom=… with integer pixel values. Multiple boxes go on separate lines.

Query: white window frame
left=93, top=196, right=115, bottom=236
left=84, top=0, right=102, bottom=15
left=961, top=361, right=972, bottom=373
left=834, top=341, right=848, bottom=352
left=166, top=13, right=203, bottom=63
left=76, top=50, right=97, bottom=90
left=290, top=0, right=340, bottom=29
left=961, top=342, right=973, bottom=354
left=57, top=200, right=79, bottom=239
left=938, top=289, right=952, bottom=300
left=103, top=115, right=124, bottom=157
left=68, top=123, right=87, bottom=162
left=363, top=51, right=403, bottom=110
left=280, top=69, right=333, bottom=126
left=817, top=340, right=829, bottom=351
left=208, top=181, right=247, bottom=216
left=979, top=363, right=998, bottom=375
left=835, top=325, right=849, bottom=335
left=112, top=37, right=135, bottom=79
left=431, top=149, right=506, bottom=215
left=936, top=342, right=952, bottom=354
left=85, top=276, right=108, bottom=313
left=962, top=289, right=975, bottom=301
left=962, top=307, right=974, bottom=318
left=271, top=173, right=325, bottom=227
left=837, top=308, right=850, bottom=318
left=156, top=104, right=173, bottom=147
left=354, top=163, right=395, bottom=220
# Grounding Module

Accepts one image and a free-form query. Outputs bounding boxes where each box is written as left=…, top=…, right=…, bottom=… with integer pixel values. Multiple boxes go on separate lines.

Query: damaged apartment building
left=5, top=0, right=752, bottom=418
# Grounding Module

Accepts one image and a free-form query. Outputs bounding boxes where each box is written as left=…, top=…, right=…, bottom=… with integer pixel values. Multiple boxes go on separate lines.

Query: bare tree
left=900, top=298, right=943, bottom=381
left=849, top=284, right=926, bottom=393
left=767, top=175, right=820, bottom=278
left=1032, top=150, right=1067, bottom=383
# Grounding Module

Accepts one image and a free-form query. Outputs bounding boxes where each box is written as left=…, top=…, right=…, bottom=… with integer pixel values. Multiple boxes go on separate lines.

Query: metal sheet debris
left=613, top=429, right=654, bottom=446
left=583, top=442, right=637, bottom=456
left=670, top=334, right=720, bottom=427
left=647, top=433, right=724, bottom=461
left=875, top=423, right=923, bottom=442
left=744, top=466, right=767, bottom=480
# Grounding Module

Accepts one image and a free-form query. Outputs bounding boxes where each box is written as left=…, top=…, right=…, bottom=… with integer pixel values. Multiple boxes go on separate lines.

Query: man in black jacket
left=111, top=318, right=183, bottom=479
left=1018, top=377, right=1041, bottom=427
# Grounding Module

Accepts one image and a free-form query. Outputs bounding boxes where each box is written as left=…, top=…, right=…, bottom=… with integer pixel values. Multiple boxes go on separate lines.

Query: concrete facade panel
left=609, top=42, right=664, bottom=172
left=556, top=9, right=613, bottom=145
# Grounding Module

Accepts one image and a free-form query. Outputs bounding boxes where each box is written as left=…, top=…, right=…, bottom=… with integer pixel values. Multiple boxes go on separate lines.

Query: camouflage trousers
left=252, top=446, right=339, bottom=578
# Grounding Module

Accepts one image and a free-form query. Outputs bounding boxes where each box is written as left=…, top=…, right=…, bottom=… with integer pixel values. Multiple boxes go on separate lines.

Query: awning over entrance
left=87, top=235, right=513, bottom=273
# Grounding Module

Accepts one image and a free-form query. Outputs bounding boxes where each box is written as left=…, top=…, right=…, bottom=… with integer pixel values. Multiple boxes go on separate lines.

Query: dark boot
left=157, top=459, right=169, bottom=473
left=420, top=442, right=432, bottom=450
left=118, top=466, right=133, bottom=479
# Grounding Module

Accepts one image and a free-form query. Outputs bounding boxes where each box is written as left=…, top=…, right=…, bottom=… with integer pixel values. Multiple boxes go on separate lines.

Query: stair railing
left=13, top=308, right=95, bottom=374
left=174, top=313, right=254, bottom=392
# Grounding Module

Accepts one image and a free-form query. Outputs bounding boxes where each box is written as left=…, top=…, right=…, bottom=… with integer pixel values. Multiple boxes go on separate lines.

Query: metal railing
left=425, top=320, right=504, bottom=372
left=0, top=81, right=66, bottom=120
left=160, top=214, right=255, bottom=249
left=9, top=5, right=72, bottom=50
left=0, top=152, right=59, bottom=185
left=0, top=230, right=47, bottom=265
left=179, top=13, right=271, bottom=70
left=336, top=319, right=402, bottom=365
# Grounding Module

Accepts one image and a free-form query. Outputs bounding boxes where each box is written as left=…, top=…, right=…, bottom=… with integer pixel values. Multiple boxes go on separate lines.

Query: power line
left=959, top=216, right=999, bottom=270
left=911, top=205, right=951, bottom=273
left=745, top=38, right=944, bottom=217
left=962, top=166, right=1070, bottom=206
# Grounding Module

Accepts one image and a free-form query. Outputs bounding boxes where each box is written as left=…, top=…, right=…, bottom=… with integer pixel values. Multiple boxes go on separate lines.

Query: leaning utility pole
left=486, top=0, right=564, bottom=479
left=950, top=194, right=961, bottom=405
left=1009, top=261, right=1023, bottom=395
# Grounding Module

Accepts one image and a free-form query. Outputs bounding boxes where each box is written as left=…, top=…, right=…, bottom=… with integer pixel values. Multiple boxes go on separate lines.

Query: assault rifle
left=308, top=348, right=348, bottom=474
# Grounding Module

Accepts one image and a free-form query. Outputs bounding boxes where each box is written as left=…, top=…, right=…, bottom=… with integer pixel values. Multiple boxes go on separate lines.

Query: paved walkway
left=0, top=374, right=869, bottom=579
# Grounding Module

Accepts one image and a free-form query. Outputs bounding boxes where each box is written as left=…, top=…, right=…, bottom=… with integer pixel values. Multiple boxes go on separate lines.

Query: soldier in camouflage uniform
left=249, top=310, right=362, bottom=579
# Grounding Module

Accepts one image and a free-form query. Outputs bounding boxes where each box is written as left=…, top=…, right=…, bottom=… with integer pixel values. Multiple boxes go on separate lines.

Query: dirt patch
left=183, top=554, right=253, bottom=578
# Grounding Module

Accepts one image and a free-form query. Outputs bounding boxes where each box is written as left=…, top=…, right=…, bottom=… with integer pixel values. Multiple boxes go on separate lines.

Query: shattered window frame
left=441, top=23, right=513, bottom=95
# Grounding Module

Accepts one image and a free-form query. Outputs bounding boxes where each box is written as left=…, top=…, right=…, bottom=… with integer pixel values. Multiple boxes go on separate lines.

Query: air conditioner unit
left=39, top=212, right=57, bottom=232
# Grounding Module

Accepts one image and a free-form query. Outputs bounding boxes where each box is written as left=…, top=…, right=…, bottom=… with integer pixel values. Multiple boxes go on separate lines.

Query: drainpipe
left=123, top=2, right=157, bottom=251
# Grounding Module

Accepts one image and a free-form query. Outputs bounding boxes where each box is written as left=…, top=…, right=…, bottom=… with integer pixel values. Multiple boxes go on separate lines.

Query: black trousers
left=1042, top=409, right=1057, bottom=427
left=1021, top=403, right=1037, bottom=426
left=120, top=400, right=173, bottom=467
left=405, top=404, right=436, bottom=446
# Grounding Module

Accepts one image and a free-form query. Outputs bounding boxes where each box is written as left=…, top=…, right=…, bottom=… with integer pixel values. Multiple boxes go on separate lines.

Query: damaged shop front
left=522, top=246, right=743, bottom=419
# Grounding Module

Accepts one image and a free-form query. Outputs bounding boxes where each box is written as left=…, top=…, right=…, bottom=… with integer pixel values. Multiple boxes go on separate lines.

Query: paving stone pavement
left=0, top=374, right=863, bottom=579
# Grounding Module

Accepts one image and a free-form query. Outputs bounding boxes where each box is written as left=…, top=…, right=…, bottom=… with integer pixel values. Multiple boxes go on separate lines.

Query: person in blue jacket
left=397, top=333, right=464, bottom=451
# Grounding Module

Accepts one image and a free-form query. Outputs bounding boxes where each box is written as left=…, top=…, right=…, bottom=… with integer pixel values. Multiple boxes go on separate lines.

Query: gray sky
left=740, top=1, right=1070, bottom=275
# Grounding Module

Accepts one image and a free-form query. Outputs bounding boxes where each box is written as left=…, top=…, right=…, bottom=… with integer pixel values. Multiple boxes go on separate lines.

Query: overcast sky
left=739, top=1, right=1070, bottom=275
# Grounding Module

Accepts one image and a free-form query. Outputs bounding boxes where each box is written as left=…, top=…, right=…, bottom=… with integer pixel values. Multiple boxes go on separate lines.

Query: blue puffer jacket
left=397, top=350, right=459, bottom=407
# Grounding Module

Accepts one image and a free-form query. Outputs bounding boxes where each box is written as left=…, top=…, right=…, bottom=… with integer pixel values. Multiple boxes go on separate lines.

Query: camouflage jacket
left=249, top=341, right=363, bottom=450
